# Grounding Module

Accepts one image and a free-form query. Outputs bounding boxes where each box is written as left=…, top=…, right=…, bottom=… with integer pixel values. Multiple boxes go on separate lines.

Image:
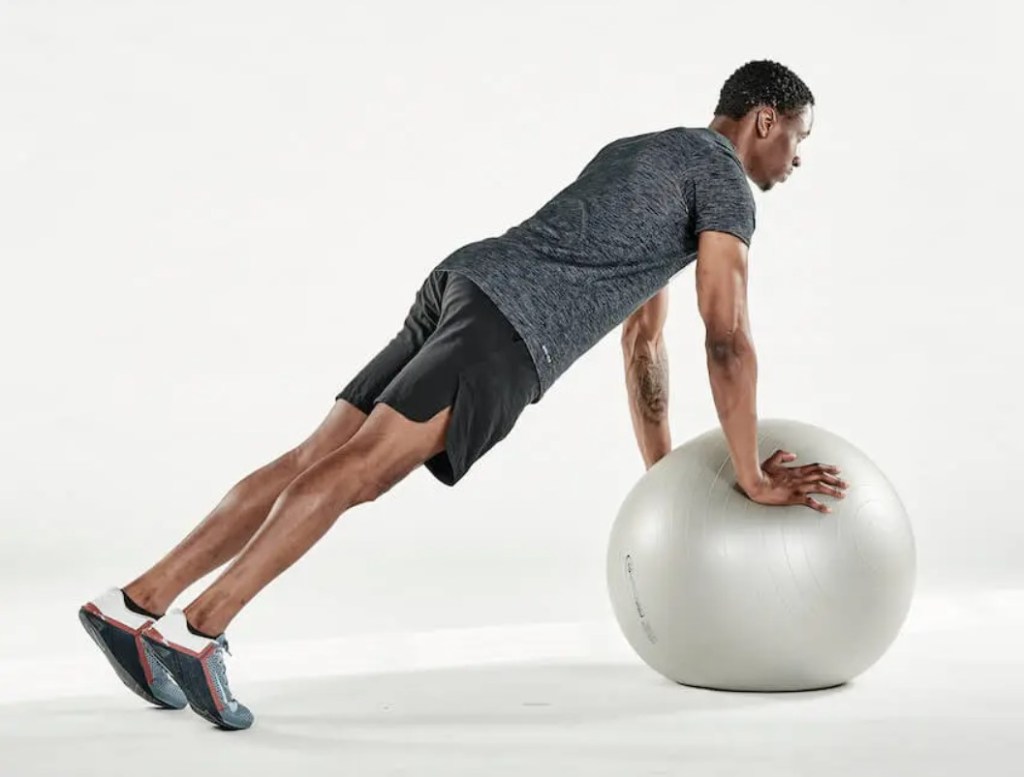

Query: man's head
left=708, top=60, right=815, bottom=192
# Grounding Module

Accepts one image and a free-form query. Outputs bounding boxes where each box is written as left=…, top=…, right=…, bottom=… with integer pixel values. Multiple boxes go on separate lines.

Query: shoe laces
left=209, top=636, right=238, bottom=702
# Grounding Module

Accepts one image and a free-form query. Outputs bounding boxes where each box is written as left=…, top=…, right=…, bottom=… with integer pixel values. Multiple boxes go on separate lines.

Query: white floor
left=2, top=588, right=1022, bottom=776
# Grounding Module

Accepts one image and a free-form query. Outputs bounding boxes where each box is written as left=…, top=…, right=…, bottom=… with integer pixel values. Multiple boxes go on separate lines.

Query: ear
left=755, top=107, right=778, bottom=139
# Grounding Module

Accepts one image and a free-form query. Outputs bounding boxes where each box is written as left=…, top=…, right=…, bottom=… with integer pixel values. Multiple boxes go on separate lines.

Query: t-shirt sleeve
left=690, top=154, right=756, bottom=247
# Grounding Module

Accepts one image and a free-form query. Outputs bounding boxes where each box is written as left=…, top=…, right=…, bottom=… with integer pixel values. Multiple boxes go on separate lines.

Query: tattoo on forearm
left=632, top=342, right=668, bottom=422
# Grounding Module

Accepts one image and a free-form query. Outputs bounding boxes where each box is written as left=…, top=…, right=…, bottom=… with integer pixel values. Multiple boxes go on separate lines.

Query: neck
left=707, top=115, right=744, bottom=155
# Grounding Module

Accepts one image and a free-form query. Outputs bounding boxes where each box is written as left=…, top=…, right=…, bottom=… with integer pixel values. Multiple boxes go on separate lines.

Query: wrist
left=645, top=448, right=670, bottom=470
left=737, top=470, right=766, bottom=496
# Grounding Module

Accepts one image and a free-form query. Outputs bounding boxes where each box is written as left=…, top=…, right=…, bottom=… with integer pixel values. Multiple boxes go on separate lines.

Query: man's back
left=435, top=126, right=756, bottom=398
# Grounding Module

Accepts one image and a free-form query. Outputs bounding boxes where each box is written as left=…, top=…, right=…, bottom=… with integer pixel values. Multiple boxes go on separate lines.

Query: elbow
left=705, top=334, right=737, bottom=364
left=621, top=325, right=637, bottom=349
left=705, top=332, right=752, bottom=366
left=622, top=323, right=658, bottom=352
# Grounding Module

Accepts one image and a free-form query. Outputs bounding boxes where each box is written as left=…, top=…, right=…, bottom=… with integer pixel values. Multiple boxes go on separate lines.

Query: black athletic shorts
left=335, top=269, right=540, bottom=487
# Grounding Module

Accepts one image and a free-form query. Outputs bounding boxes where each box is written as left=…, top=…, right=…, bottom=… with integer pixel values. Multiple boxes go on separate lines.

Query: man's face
left=753, top=104, right=813, bottom=192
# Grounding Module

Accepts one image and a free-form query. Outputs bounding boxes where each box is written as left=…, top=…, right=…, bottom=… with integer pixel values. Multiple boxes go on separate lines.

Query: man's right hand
left=738, top=450, right=849, bottom=514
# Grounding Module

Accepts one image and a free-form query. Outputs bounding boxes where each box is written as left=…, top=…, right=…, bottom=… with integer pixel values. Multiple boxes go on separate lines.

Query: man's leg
left=121, top=399, right=371, bottom=616
left=180, top=401, right=451, bottom=637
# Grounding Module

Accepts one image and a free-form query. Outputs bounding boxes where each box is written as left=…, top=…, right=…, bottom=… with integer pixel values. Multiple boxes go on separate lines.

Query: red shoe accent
left=82, top=602, right=155, bottom=684
left=142, top=626, right=225, bottom=712
left=201, top=652, right=225, bottom=712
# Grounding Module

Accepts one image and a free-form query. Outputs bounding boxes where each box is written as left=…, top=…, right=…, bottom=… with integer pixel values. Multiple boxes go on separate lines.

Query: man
left=79, top=59, right=849, bottom=730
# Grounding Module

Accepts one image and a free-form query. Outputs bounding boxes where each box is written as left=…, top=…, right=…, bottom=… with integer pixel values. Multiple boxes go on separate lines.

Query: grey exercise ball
left=607, top=418, right=916, bottom=692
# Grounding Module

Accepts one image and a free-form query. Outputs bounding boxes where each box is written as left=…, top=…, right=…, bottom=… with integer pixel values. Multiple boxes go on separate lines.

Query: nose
left=793, top=156, right=801, bottom=168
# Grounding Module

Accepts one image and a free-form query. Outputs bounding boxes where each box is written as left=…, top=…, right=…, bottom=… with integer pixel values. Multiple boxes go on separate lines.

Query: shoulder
left=683, top=138, right=756, bottom=245
left=688, top=140, right=754, bottom=207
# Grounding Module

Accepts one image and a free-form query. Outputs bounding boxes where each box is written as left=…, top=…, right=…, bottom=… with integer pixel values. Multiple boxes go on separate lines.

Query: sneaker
left=141, top=609, right=254, bottom=731
left=78, top=587, right=188, bottom=710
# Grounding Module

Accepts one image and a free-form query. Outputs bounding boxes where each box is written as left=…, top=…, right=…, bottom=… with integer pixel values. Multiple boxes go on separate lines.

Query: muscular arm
left=622, top=287, right=671, bottom=469
left=695, top=230, right=763, bottom=493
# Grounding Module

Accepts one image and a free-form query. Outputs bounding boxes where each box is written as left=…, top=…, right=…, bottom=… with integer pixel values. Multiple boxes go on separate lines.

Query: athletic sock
left=185, top=620, right=221, bottom=641
left=121, top=589, right=163, bottom=620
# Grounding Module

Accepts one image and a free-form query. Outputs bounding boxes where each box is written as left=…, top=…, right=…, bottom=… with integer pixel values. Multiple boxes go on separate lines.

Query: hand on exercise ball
left=739, top=449, right=849, bottom=514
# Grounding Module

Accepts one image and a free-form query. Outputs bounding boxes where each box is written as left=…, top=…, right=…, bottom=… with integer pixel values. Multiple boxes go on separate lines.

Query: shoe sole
left=141, top=635, right=250, bottom=731
left=78, top=606, right=183, bottom=710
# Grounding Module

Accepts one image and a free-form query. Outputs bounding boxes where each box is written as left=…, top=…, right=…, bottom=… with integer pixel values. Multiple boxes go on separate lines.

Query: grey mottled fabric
left=433, top=126, right=756, bottom=400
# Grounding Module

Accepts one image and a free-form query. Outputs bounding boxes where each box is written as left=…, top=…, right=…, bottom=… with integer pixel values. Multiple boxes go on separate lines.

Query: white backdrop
left=3, top=0, right=1021, bottom=668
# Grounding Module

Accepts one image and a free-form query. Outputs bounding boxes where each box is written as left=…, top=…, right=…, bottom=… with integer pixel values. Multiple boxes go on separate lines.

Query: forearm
left=706, top=341, right=762, bottom=491
left=622, top=333, right=672, bottom=469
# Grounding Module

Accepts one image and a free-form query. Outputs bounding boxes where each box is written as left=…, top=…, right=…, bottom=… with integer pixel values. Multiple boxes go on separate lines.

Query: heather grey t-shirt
left=433, top=126, right=756, bottom=400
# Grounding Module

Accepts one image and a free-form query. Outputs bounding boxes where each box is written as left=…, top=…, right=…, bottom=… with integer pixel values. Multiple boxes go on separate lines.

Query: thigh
left=348, top=401, right=454, bottom=478
left=335, top=270, right=447, bottom=413
left=423, top=334, right=539, bottom=486
left=295, top=398, right=370, bottom=467
left=374, top=274, right=540, bottom=486
left=292, top=402, right=454, bottom=505
left=372, top=271, right=523, bottom=423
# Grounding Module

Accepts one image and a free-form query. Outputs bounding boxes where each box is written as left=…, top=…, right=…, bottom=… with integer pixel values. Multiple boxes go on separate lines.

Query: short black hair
left=714, top=60, right=814, bottom=120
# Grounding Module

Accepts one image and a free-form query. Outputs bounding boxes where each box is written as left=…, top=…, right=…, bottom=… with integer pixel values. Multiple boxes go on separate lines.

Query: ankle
left=121, top=585, right=167, bottom=619
left=124, top=574, right=186, bottom=616
left=182, top=605, right=228, bottom=639
left=185, top=619, right=221, bottom=640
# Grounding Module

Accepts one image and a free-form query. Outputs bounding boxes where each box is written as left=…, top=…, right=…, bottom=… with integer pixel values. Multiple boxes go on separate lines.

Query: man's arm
left=621, top=286, right=671, bottom=469
left=695, top=230, right=764, bottom=495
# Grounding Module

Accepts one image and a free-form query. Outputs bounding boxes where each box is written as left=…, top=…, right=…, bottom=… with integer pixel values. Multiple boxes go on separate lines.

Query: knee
left=352, top=459, right=399, bottom=504
left=359, top=471, right=400, bottom=504
left=341, top=449, right=404, bottom=505
left=282, top=449, right=386, bottom=509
